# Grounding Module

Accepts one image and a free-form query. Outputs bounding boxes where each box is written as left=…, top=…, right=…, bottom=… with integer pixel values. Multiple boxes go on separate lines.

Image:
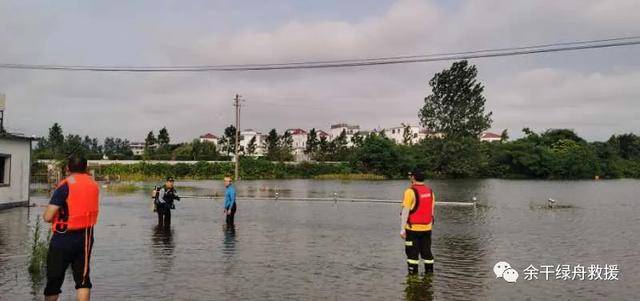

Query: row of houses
left=196, top=123, right=503, bottom=158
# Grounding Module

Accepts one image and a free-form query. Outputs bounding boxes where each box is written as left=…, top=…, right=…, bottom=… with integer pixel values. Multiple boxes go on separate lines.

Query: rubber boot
left=408, top=264, right=419, bottom=275
left=424, top=263, right=434, bottom=273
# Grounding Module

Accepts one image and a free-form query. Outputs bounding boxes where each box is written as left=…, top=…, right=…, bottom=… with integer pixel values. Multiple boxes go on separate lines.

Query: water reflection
left=222, top=225, right=237, bottom=257
left=222, top=225, right=237, bottom=277
left=404, top=275, right=434, bottom=301
left=150, top=225, right=175, bottom=275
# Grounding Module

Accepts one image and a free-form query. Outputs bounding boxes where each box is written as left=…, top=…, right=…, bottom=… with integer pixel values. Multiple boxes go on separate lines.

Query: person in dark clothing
left=153, top=177, right=180, bottom=228
left=223, top=176, right=237, bottom=227
left=42, top=156, right=99, bottom=301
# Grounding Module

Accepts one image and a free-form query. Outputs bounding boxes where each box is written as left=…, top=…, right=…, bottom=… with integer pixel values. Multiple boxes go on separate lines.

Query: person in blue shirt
left=223, top=176, right=237, bottom=227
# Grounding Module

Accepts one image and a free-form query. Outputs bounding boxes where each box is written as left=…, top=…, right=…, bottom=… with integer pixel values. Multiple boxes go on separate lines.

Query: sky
left=1, top=0, right=639, bottom=143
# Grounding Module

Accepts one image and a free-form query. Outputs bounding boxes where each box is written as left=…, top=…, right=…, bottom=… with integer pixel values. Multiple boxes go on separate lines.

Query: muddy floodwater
left=1, top=179, right=639, bottom=300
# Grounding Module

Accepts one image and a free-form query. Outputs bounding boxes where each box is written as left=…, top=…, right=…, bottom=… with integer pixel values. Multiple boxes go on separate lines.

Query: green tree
left=402, top=125, right=413, bottom=145
left=144, top=131, right=157, bottom=156
left=264, top=129, right=280, bottom=160
left=158, top=127, right=170, bottom=148
left=104, top=137, right=133, bottom=160
left=279, top=131, right=294, bottom=161
left=351, top=132, right=365, bottom=148
left=351, top=134, right=400, bottom=177
left=315, top=136, right=331, bottom=162
left=247, top=136, right=257, bottom=155
left=419, top=60, right=493, bottom=139
left=220, top=125, right=237, bottom=156
left=500, top=129, right=509, bottom=142
left=63, top=134, right=84, bottom=156
left=305, top=128, right=319, bottom=155
left=48, top=123, right=64, bottom=155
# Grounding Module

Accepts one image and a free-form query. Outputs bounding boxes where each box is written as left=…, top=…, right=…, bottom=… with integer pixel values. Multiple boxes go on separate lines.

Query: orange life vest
left=52, top=173, right=100, bottom=233
left=408, top=183, right=434, bottom=225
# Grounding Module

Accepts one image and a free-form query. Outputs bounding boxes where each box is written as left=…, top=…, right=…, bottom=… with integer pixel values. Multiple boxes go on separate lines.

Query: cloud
left=0, top=0, right=638, bottom=142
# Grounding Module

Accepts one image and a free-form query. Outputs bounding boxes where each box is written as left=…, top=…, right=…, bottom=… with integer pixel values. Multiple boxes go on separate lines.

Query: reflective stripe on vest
left=53, top=173, right=100, bottom=232
left=408, top=184, right=433, bottom=225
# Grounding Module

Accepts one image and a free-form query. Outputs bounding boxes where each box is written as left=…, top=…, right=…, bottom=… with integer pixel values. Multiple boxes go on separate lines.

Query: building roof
left=286, top=128, right=307, bottom=135
left=199, top=133, right=218, bottom=139
left=317, top=130, right=329, bottom=137
left=0, top=131, right=34, bottom=141
left=330, top=123, right=360, bottom=130
left=481, top=132, right=502, bottom=139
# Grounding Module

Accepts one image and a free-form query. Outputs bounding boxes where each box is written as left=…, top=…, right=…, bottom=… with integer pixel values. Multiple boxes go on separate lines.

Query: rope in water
left=178, top=195, right=477, bottom=207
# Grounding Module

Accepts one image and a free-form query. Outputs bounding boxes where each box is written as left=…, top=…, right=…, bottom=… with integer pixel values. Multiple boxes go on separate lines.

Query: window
left=0, top=154, right=10, bottom=186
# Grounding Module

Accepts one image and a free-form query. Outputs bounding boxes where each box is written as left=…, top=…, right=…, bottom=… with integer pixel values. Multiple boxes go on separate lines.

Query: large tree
left=264, top=129, right=280, bottom=160
left=47, top=123, right=65, bottom=154
left=246, top=136, right=257, bottom=155
left=219, top=125, right=237, bottom=156
left=305, top=128, right=319, bottom=155
left=419, top=60, right=493, bottom=140
left=157, top=127, right=170, bottom=147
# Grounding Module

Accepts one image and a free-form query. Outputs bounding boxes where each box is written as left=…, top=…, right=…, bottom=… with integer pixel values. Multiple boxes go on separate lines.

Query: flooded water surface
left=1, top=179, right=639, bottom=300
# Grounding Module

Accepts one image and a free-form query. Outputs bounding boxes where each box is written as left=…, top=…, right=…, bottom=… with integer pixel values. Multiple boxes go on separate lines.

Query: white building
left=286, top=128, right=308, bottom=161
left=385, top=125, right=424, bottom=145
left=329, top=123, right=360, bottom=147
left=0, top=133, right=33, bottom=209
left=480, top=132, right=502, bottom=142
left=239, top=129, right=265, bottom=156
left=130, top=142, right=146, bottom=156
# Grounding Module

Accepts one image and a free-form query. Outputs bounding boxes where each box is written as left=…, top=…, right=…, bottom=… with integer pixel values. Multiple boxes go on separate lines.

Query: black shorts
left=44, top=228, right=94, bottom=296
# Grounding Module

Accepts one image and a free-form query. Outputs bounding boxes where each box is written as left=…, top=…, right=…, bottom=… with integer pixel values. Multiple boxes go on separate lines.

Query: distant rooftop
left=481, top=132, right=502, bottom=139
left=199, top=133, right=218, bottom=139
left=286, top=128, right=307, bottom=135
left=330, top=123, right=360, bottom=130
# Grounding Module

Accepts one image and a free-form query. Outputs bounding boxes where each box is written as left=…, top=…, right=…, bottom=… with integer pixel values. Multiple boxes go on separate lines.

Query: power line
left=1, top=35, right=639, bottom=72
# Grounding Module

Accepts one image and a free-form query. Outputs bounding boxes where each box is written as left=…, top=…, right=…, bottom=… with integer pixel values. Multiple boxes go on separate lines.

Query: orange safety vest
left=52, top=173, right=100, bottom=233
left=408, top=183, right=434, bottom=225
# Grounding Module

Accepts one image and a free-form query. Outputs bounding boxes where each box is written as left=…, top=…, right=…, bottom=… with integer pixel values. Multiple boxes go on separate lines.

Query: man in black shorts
left=42, top=156, right=100, bottom=301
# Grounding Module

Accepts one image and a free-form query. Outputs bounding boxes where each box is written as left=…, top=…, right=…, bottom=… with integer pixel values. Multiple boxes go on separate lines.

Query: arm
left=43, top=205, right=60, bottom=223
left=432, top=192, right=436, bottom=222
left=157, top=188, right=166, bottom=203
left=43, top=183, right=68, bottom=223
left=400, top=189, right=413, bottom=238
left=400, top=207, right=410, bottom=234
left=223, top=189, right=231, bottom=210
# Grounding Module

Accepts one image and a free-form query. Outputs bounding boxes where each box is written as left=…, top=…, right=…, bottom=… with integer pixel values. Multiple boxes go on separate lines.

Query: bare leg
left=44, top=295, right=58, bottom=301
left=77, top=288, right=90, bottom=301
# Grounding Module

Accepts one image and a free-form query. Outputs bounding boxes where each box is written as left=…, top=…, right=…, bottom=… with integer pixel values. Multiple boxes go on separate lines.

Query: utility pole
left=233, top=94, right=243, bottom=181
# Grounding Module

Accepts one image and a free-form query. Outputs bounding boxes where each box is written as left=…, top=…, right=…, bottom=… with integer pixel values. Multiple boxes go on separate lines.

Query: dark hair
left=67, top=155, right=88, bottom=173
left=410, top=168, right=426, bottom=182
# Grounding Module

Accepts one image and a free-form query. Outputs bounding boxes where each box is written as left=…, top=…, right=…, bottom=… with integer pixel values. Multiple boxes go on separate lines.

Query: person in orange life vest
left=400, top=168, right=435, bottom=275
left=42, top=155, right=100, bottom=301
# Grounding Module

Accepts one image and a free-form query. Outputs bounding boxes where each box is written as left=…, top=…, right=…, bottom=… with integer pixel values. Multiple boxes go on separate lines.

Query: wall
left=0, top=138, right=31, bottom=208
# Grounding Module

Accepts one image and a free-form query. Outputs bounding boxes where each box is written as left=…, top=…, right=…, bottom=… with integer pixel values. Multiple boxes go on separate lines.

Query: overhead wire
left=0, top=35, right=639, bottom=72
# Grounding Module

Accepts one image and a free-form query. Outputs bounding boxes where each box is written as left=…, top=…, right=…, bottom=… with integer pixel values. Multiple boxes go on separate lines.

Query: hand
left=400, top=229, right=406, bottom=239
left=226, top=210, right=231, bottom=216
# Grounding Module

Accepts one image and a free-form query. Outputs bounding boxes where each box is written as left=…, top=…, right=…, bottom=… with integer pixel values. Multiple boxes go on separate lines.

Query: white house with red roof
left=286, top=128, right=308, bottom=160
left=199, top=133, right=218, bottom=145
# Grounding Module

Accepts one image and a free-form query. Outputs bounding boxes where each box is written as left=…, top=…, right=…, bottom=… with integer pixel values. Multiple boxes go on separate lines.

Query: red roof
left=287, top=128, right=307, bottom=135
left=200, top=133, right=218, bottom=139
left=481, top=132, right=501, bottom=139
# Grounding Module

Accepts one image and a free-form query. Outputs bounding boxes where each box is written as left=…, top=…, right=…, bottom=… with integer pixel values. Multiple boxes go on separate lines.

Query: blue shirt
left=224, top=184, right=236, bottom=210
